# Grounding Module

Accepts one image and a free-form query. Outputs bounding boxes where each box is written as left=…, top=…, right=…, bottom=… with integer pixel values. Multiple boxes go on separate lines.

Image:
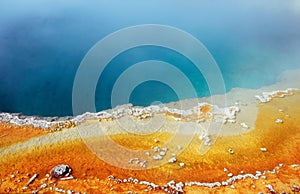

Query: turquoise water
left=1, top=1, right=300, bottom=116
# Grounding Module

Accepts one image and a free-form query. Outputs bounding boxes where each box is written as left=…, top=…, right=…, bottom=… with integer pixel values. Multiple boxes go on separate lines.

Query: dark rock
left=50, top=164, right=72, bottom=178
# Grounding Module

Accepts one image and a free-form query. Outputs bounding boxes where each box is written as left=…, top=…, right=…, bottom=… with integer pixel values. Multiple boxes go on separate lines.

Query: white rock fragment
left=154, top=139, right=159, bottom=143
left=278, top=109, right=284, bottom=112
left=266, top=184, right=276, bottom=193
left=165, top=180, right=185, bottom=193
left=26, top=174, right=38, bottom=187
left=168, top=157, right=177, bottom=163
left=228, top=148, right=234, bottom=154
left=145, top=152, right=150, bottom=156
left=40, top=183, right=47, bottom=189
left=139, top=181, right=159, bottom=190
left=224, top=168, right=228, bottom=172
left=167, top=180, right=175, bottom=185
left=240, top=122, right=249, bottom=129
left=227, top=119, right=236, bottom=123
left=59, top=176, right=74, bottom=180
left=133, top=178, right=139, bottom=184
left=153, top=155, right=163, bottom=160
left=260, top=148, right=268, bottom=152
left=230, top=185, right=235, bottom=189
left=159, top=151, right=166, bottom=156
left=228, top=173, right=233, bottom=177
left=153, top=146, right=160, bottom=152
left=128, top=158, right=139, bottom=164
left=177, top=145, right=182, bottom=150
left=291, top=164, right=299, bottom=168
left=204, top=135, right=211, bottom=146
left=275, top=119, right=283, bottom=123
left=179, top=162, right=185, bottom=167
left=55, top=188, right=66, bottom=193
left=255, top=95, right=268, bottom=103
left=140, top=160, right=147, bottom=168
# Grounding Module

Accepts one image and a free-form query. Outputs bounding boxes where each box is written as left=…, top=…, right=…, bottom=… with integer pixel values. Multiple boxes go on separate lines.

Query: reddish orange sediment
left=0, top=92, right=299, bottom=193
left=0, top=123, right=48, bottom=149
left=199, top=104, right=212, bottom=113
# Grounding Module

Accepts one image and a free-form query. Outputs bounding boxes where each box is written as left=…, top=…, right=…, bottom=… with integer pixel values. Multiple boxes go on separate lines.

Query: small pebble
left=153, top=146, right=160, bottom=152
left=228, top=148, right=234, bottom=154
left=67, top=190, right=73, bottom=194
left=240, top=122, right=249, bottom=129
left=260, top=147, right=267, bottom=152
left=153, top=155, right=163, bottom=160
left=40, top=183, right=47, bottom=189
left=168, top=157, right=177, bottom=163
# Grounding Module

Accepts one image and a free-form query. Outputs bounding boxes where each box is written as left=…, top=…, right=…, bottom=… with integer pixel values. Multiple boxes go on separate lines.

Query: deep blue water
left=1, top=1, right=300, bottom=116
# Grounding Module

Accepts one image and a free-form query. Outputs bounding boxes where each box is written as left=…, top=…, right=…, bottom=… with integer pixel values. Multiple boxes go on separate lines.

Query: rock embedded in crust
left=50, top=164, right=72, bottom=178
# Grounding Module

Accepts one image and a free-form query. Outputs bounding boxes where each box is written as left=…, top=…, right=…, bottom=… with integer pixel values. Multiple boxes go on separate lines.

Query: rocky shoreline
left=0, top=88, right=297, bottom=133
